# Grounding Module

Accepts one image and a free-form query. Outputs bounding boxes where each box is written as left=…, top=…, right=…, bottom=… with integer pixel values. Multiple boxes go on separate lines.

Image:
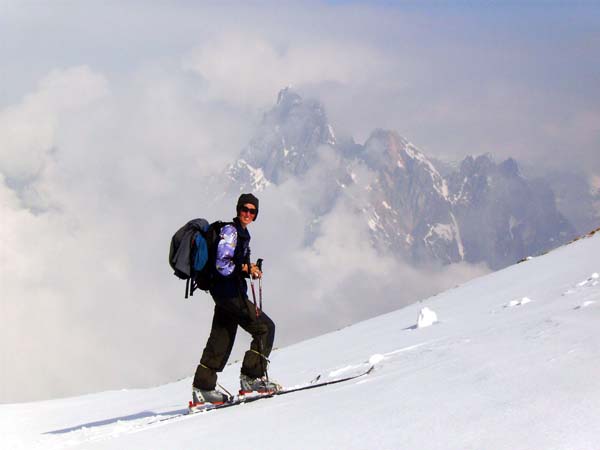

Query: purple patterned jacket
left=209, top=218, right=251, bottom=299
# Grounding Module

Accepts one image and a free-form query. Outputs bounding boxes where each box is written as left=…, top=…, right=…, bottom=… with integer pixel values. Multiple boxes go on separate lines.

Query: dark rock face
left=227, top=88, right=577, bottom=269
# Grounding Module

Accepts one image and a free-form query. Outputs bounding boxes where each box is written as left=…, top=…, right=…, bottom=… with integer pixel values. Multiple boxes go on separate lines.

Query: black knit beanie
left=236, top=193, right=259, bottom=221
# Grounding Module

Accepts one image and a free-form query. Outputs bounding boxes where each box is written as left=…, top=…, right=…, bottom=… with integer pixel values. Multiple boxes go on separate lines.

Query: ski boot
left=239, top=374, right=282, bottom=397
left=189, top=387, right=230, bottom=413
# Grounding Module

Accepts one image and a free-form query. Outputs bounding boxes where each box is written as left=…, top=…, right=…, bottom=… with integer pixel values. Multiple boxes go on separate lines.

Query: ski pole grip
left=257, top=258, right=263, bottom=272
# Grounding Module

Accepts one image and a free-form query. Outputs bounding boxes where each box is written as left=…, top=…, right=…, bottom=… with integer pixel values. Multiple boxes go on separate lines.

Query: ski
left=261, top=363, right=374, bottom=398
left=131, top=364, right=375, bottom=430
left=187, top=364, right=375, bottom=414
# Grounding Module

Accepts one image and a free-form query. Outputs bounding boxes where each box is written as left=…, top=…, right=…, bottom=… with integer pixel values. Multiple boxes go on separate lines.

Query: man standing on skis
left=191, top=193, right=279, bottom=406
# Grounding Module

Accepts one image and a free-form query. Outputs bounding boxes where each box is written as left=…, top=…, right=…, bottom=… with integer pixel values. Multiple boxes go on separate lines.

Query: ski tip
left=368, top=354, right=385, bottom=366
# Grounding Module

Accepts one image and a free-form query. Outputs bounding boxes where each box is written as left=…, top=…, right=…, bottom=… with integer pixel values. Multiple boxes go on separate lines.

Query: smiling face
left=238, top=203, right=257, bottom=227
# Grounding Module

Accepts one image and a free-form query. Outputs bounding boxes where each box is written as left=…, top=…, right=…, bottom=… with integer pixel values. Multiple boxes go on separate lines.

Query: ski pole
left=250, top=258, right=269, bottom=382
left=255, top=259, right=269, bottom=382
left=256, top=258, right=263, bottom=313
left=248, top=260, right=259, bottom=318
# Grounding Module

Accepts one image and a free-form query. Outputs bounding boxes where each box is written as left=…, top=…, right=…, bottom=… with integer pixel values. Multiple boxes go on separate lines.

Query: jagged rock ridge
left=227, top=88, right=577, bottom=270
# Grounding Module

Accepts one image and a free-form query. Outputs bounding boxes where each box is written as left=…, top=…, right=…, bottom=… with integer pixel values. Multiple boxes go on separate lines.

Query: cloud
left=0, top=66, right=108, bottom=182
left=183, top=31, right=388, bottom=108
left=251, top=152, right=489, bottom=344
left=0, top=63, right=252, bottom=402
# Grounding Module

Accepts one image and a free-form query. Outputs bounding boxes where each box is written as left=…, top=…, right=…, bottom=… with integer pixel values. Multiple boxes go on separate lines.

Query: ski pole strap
left=217, top=382, right=234, bottom=399
left=249, top=276, right=260, bottom=318
left=249, top=349, right=270, bottom=364
left=254, top=258, right=263, bottom=312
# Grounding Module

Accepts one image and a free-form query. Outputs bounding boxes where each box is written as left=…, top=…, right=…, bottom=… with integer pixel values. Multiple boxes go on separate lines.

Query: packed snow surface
left=3, top=234, right=600, bottom=449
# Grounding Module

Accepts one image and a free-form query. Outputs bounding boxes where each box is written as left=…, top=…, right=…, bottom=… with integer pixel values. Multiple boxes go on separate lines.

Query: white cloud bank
left=0, top=67, right=108, bottom=183
left=184, top=32, right=385, bottom=108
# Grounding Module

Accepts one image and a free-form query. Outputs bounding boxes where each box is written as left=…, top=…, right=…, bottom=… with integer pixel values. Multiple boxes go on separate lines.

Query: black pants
left=193, top=295, right=275, bottom=390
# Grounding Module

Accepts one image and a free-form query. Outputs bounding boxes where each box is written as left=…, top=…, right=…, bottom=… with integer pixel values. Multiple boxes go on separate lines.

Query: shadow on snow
left=44, top=408, right=187, bottom=434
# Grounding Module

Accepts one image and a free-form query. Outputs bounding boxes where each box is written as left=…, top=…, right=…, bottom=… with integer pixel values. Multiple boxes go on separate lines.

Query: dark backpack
left=169, top=219, right=229, bottom=298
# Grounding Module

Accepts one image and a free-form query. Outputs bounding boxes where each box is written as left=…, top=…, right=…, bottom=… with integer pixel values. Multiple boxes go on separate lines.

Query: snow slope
left=3, top=232, right=600, bottom=450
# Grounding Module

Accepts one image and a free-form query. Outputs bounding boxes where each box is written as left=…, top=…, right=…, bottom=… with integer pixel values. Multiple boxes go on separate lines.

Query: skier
left=192, top=193, right=279, bottom=405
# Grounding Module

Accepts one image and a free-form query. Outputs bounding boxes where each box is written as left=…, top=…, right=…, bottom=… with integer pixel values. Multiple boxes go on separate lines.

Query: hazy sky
left=1, top=1, right=599, bottom=403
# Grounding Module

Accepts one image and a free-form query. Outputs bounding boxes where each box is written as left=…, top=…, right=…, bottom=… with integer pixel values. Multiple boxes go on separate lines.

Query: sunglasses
left=240, top=206, right=257, bottom=215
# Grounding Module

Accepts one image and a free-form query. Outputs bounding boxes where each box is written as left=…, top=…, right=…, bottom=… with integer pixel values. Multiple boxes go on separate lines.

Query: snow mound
left=417, top=307, right=438, bottom=328
left=576, top=272, right=599, bottom=287
left=575, top=300, right=597, bottom=310
left=369, top=354, right=385, bottom=366
left=563, top=272, right=599, bottom=295
left=506, top=297, right=532, bottom=308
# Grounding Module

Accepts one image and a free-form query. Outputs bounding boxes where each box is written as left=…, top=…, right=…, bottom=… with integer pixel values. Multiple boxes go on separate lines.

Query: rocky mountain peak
left=459, top=154, right=495, bottom=175
left=276, top=86, right=302, bottom=109
left=228, top=89, right=336, bottom=188
left=459, top=154, right=520, bottom=179
left=226, top=88, right=576, bottom=270
left=362, top=129, right=408, bottom=172
left=362, top=129, right=449, bottom=203
left=499, top=157, right=520, bottom=177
